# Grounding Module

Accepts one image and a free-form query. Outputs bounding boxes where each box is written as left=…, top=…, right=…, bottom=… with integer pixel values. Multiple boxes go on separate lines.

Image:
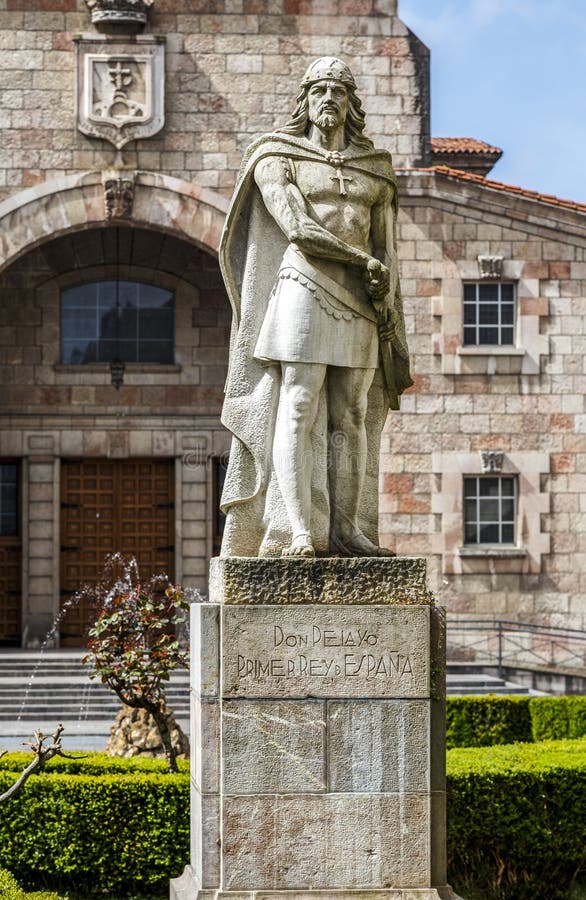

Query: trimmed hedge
left=2, top=740, right=586, bottom=899
left=0, top=868, right=65, bottom=899
left=530, top=696, right=586, bottom=741
left=0, top=751, right=189, bottom=777
left=446, top=696, right=532, bottom=748
left=446, top=694, right=586, bottom=748
left=447, top=738, right=586, bottom=900
left=0, top=759, right=189, bottom=897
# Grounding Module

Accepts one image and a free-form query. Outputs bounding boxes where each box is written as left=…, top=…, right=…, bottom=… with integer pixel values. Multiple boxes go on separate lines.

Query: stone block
left=191, top=602, right=220, bottom=699
left=222, top=793, right=431, bottom=891
left=193, top=699, right=220, bottom=795
left=327, top=700, right=429, bottom=792
left=222, top=700, right=326, bottom=794
left=210, top=893, right=458, bottom=899
left=222, top=605, right=430, bottom=699
left=190, top=788, right=221, bottom=890
left=183, top=559, right=450, bottom=897
left=211, top=557, right=427, bottom=605
left=28, top=462, right=54, bottom=483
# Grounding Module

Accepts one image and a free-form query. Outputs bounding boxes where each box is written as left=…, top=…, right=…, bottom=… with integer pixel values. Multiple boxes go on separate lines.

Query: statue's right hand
left=365, top=258, right=390, bottom=300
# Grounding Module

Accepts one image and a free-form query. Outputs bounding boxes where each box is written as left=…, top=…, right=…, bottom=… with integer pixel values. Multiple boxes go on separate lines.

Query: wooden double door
left=0, top=541, right=21, bottom=645
left=60, top=458, right=175, bottom=646
left=0, top=460, right=21, bottom=646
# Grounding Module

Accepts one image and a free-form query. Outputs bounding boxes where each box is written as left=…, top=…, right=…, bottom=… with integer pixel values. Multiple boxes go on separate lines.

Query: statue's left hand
left=378, top=314, right=396, bottom=343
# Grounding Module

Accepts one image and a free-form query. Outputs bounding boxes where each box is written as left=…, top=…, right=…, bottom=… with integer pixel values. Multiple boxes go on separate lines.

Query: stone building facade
left=0, top=0, right=584, bottom=647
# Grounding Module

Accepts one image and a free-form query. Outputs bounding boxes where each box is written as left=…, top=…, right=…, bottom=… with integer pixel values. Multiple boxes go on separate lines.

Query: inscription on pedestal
left=222, top=606, right=430, bottom=699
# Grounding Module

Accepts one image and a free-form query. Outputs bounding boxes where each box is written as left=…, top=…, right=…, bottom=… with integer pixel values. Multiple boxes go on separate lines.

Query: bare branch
left=0, top=724, right=85, bottom=804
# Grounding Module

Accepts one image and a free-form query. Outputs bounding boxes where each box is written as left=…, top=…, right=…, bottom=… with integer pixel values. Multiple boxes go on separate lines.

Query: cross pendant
left=330, top=166, right=353, bottom=197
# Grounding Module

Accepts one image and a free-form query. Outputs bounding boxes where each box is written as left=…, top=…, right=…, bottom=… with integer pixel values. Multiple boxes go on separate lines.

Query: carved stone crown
left=301, top=57, right=357, bottom=90
left=85, top=0, right=155, bottom=30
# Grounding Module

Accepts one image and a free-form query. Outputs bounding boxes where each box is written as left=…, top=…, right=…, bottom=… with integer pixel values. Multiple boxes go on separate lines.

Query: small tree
left=83, top=557, right=190, bottom=773
left=0, top=724, right=83, bottom=803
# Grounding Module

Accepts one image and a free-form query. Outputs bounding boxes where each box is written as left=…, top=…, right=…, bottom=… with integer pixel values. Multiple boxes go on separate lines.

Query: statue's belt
left=281, top=245, right=377, bottom=324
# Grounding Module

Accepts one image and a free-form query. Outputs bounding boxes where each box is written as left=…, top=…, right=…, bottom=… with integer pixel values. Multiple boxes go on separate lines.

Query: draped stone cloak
left=219, top=133, right=412, bottom=557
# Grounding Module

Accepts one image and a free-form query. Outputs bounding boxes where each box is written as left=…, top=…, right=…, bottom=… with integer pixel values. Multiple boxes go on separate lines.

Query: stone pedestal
left=171, top=558, right=460, bottom=900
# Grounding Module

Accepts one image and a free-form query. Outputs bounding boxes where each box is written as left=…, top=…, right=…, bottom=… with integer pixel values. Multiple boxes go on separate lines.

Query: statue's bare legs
left=273, top=362, right=393, bottom=557
left=274, top=362, right=326, bottom=556
left=328, top=366, right=393, bottom=556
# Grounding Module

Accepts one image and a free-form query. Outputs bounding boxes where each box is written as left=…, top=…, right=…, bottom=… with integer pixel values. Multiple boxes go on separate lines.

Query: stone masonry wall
left=1, top=2, right=586, bottom=640
left=0, top=227, right=230, bottom=417
left=381, top=172, right=586, bottom=632
left=0, top=0, right=429, bottom=202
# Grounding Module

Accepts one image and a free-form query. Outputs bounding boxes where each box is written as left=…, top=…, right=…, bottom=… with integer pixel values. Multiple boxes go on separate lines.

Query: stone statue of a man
left=219, top=57, right=412, bottom=558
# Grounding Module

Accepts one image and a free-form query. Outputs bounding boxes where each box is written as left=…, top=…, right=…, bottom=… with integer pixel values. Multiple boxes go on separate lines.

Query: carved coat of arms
left=76, top=38, right=164, bottom=149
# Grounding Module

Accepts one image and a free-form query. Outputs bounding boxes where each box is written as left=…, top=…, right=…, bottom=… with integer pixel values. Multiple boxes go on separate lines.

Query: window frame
left=463, top=475, right=517, bottom=546
left=59, top=279, right=175, bottom=367
left=433, top=259, right=549, bottom=376
left=431, top=452, right=550, bottom=575
left=462, top=281, right=517, bottom=348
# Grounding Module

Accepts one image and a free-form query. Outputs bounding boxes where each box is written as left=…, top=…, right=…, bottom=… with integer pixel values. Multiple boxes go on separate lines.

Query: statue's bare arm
left=254, top=156, right=378, bottom=273
left=370, top=187, right=398, bottom=305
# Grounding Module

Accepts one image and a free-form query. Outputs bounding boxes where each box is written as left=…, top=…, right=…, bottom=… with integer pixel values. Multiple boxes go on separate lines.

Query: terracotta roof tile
left=431, top=137, right=503, bottom=156
left=399, top=165, right=586, bottom=216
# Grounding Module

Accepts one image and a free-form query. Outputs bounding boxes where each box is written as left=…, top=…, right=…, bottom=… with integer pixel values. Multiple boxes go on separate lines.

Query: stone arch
left=0, top=171, right=229, bottom=274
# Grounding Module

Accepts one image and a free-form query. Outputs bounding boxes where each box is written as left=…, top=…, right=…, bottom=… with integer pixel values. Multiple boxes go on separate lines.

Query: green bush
left=445, top=695, right=586, bottom=748
left=447, top=738, right=586, bottom=900
left=4, top=738, right=586, bottom=899
left=0, top=750, right=189, bottom=776
left=530, top=696, right=586, bottom=741
left=25, top=895, right=67, bottom=900
left=446, top=696, right=532, bottom=748
left=0, top=868, right=25, bottom=899
left=0, top=867, right=65, bottom=899
left=0, top=760, right=189, bottom=897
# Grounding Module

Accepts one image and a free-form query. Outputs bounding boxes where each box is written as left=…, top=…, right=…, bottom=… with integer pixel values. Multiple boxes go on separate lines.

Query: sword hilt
left=367, top=258, right=382, bottom=282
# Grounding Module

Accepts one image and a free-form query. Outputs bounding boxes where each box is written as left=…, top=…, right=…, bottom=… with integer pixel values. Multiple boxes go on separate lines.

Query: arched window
left=61, top=280, right=174, bottom=364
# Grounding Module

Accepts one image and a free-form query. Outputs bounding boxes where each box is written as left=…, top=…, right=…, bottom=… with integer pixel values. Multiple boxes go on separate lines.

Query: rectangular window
left=464, top=476, right=516, bottom=545
left=463, top=282, right=516, bottom=346
left=61, top=281, right=174, bottom=364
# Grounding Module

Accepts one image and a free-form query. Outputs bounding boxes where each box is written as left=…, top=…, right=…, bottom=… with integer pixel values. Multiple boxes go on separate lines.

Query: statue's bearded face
left=307, top=79, right=349, bottom=131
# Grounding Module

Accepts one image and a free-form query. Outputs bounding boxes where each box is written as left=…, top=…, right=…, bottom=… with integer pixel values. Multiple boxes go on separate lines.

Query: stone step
left=0, top=672, right=189, bottom=690
left=0, top=686, right=189, bottom=698
left=0, top=697, right=189, bottom=718
left=0, top=651, right=191, bottom=728
left=0, top=661, right=189, bottom=672
left=447, top=676, right=508, bottom=688
left=1, top=709, right=190, bottom=721
left=446, top=671, right=531, bottom=696
left=1, top=694, right=188, bottom=704
left=1, top=691, right=188, bottom=703
left=0, top=661, right=89, bottom=669
left=0, top=661, right=86, bottom=668
left=0, top=659, right=189, bottom=672
left=448, top=687, right=529, bottom=696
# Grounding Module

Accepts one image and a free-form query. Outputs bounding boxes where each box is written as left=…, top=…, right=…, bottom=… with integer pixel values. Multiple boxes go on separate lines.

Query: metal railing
left=446, top=619, right=586, bottom=678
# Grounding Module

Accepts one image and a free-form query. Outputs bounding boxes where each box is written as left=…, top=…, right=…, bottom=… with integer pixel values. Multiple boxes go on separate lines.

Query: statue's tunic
left=219, top=133, right=412, bottom=557
left=255, top=244, right=378, bottom=368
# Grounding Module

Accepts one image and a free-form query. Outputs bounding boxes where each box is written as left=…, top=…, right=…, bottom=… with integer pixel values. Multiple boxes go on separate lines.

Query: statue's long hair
left=278, top=83, right=374, bottom=151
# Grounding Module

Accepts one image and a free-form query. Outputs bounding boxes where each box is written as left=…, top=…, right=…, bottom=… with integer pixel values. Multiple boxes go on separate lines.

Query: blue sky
left=401, top=0, right=586, bottom=203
